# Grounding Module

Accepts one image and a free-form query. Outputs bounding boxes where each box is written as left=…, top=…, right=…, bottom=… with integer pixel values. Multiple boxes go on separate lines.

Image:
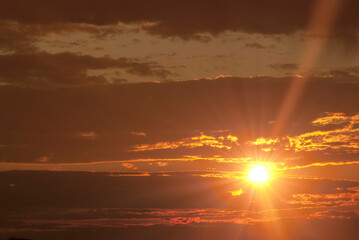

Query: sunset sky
left=1, top=1, right=359, bottom=239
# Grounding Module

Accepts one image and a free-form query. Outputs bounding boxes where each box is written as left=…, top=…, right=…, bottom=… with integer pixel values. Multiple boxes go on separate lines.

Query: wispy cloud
left=130, top=132, right=238, bottom=152
left=248, top=113, right=359, bottom=153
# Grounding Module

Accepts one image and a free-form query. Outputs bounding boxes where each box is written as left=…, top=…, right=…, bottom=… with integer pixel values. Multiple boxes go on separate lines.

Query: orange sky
left=0, top=0, right=359, bottom=239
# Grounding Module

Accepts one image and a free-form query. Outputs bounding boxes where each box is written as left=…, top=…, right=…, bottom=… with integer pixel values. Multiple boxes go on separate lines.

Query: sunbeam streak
left=273, top=0, right=343, bottom=136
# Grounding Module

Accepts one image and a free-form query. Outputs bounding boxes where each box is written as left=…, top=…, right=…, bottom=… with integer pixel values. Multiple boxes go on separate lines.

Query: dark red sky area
left=0, top=0, right=359, bottom=239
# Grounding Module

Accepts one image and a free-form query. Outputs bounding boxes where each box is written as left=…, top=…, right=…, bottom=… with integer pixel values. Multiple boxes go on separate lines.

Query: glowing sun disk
left=248, top=165, right=269, bottom=183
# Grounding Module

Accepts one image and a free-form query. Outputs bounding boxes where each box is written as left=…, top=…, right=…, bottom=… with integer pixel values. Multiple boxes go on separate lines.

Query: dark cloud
left=245, top=42, right=275, bottom=49
left=0, top=21, right=38, bottom=53
left=0, top=52, right=172, bottom=87
left=0, top=170, right=358, bottom=240
left=1, top=2, right=358, bottom=239
left=0, top=0, right=359, bottom=40
left=0, top=76, right=358, bottom=163
left=2, top=218, right=359, bottom=240
left=325, top=66, right=359, bottom=80
left=269, top=63, right=298, bottom=71
left=1, top=171, right=357, bottom=209
left=0, top=20, right=125, bottom=52
left=0, top=171, right=241, bottom=209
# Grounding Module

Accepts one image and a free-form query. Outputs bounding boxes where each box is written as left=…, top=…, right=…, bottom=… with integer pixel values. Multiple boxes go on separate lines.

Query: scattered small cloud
left=78, top=131, right=98, bottom=139
left=38, top=156, right=50, bottom=163
left=231, top=188, right=244, bottom=196
left=122, top=163, right=139, bottom=170
left=157, top=162, right=168, bottom=167
left=269, top=63, right=298, bottom=71
left=245, top=42, right=276, bottom=49
left=131, top=131, right=147, bottom=136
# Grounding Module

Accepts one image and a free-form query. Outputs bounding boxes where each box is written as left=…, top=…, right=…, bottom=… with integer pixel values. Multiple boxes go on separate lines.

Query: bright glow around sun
left=248, top=165, right=269, bottom=183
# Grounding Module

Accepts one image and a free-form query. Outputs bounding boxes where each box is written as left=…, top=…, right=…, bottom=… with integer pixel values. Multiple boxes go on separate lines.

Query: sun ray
left=273, top=0, right=343, bottom=136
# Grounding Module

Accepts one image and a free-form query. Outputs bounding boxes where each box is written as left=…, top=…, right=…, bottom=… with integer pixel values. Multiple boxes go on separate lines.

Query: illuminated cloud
left=287, top=114, right=359, bottom=153
left=289, top=191, right=359, bottom=207
left=156, top=162, right=168, bottom=167
left=231, top=188, right=244, bottom=196
left=130, top=132, right=238, bottom=152
left=248, top=137, right=280, bottom=146
left=248, top=113, right=359, bottom=153
left=122, top=163, right=138, bottom=170
left=0, top=1, right=359, bottom=239
left=309, top=210, right=359, bottom=220
left=312, top=112, right=354, bottom=126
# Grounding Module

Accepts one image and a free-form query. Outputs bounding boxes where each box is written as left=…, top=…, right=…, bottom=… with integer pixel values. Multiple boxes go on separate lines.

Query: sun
left=248, top=165, right=269, bottom=183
